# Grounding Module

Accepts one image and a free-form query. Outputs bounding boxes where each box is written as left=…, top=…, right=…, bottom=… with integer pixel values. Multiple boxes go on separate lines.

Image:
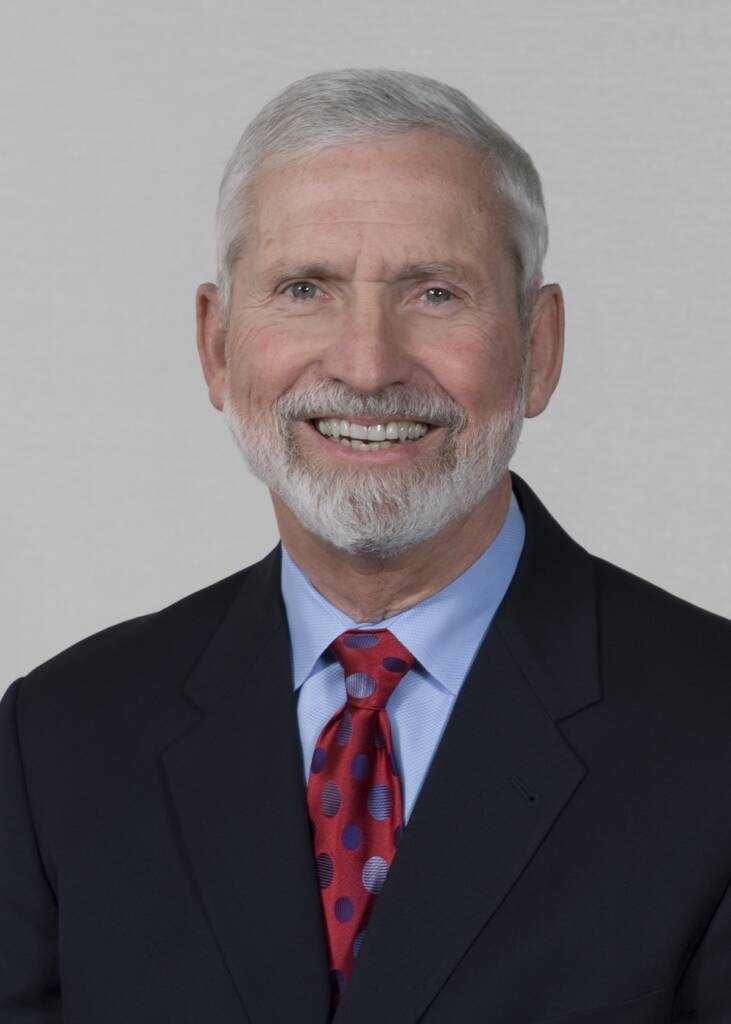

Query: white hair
left=215, top=68, right=549, bottom=329
left=222, top=368, right=527, bottom=558
left=221, top=333, right=530, bottom=557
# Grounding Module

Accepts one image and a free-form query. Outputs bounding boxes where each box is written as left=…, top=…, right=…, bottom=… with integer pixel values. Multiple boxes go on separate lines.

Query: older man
left=1, top=69, right=730, bottom=1024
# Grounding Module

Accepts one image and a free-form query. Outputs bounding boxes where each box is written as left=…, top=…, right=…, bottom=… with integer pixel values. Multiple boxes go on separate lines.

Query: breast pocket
left=531, top=987, right=666, bottom=1023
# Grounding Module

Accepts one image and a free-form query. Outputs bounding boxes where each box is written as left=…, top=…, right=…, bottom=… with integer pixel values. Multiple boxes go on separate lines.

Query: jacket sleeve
left=0, top=678, right=63, bottom=1022
left=672, top=870, right=731, bottom=1020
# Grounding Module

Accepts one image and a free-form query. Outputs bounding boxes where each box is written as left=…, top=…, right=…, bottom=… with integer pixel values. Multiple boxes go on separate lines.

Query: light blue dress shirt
left=280, top=489, right=526, bottom=824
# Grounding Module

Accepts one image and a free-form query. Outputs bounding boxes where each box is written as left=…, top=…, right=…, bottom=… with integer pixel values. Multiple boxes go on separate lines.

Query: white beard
left=222, top=356, right=527, bottom=557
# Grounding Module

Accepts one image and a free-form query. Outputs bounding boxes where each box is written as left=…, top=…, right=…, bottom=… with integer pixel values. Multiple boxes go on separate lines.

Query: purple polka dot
left=334, top=896, right=354, bottom=922
left=351, top=753, right=371, bottom=780
left=321, top=780, right=341, bottom=817
left=383, top=656, right=409, bottom=673
left=311, top=746, right=327, bottom=774
left=330, top=969, right=347, bottom=994
left=353, top=930, right=366, bottom=958
left=336, top=709, right=352, bottom=746
left=342, top=824, right=363, bottom=850
left=316, top=852, right=334, bottom=888
left=367, top=783, right=392, bottom=820
left=343, top=633, right=380, bottom=648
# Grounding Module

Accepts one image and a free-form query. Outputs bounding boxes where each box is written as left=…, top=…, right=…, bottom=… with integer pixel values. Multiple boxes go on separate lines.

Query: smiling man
left=2, top=70, right=731, bottom=1024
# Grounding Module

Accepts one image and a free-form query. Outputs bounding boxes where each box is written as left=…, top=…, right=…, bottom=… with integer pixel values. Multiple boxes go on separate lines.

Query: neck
left=272, top=471, right=513, bottom=622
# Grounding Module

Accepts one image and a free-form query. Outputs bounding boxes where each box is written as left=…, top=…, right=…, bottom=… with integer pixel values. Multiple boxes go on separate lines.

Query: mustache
left=273, top=381, right=467, bottom=431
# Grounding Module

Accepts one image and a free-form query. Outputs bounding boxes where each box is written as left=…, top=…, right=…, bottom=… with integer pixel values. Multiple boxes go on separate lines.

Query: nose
left=321, top=287, right=411, bottom=394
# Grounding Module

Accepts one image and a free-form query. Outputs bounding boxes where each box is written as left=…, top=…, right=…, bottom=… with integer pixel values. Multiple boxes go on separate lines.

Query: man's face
left=209, top=129, right=537, bottom=555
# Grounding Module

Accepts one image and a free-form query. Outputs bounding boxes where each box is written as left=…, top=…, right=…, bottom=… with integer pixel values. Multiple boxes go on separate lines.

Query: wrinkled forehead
left=241, top=131, right=512, bottom=278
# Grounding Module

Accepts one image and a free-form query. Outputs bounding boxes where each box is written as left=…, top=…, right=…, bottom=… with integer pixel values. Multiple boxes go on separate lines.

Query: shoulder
left=590, top=553, right=731, bottom=704
left=593, top=553, right=730, bottom=646
left=8, top=553, right=275, bottom=725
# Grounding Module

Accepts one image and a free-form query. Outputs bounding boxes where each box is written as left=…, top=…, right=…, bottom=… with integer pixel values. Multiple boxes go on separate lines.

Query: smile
left=310, top=417, right=432, bottom=451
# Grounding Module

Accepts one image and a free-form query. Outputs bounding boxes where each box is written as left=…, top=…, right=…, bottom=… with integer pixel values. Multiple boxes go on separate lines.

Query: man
left=1, top=68, right=730, bottom=1024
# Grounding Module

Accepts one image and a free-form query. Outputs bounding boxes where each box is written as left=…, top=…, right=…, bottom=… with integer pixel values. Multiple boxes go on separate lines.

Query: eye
left=422, top=286, right=455, bottom=304
left=283, top=280, right=322, bottom=300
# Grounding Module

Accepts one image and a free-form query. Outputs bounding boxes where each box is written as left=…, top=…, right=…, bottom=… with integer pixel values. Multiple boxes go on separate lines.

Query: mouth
left=307, top=416, right=435, bottom=451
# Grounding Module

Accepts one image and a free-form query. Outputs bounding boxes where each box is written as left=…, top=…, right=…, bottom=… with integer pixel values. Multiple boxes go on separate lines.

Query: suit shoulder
left=591, top=553, right=731, bottom=682
left=13, top=556, right=271, bottom=713
left=593, top=553, right=730, bottom=630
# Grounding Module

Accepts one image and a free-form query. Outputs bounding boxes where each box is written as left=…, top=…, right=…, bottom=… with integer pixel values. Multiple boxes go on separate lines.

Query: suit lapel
left=161, top=472, right=602, bottom=1024
left=333, top=472, right=602, bottom=1023
left=161, top=548, right=332, bottom=1024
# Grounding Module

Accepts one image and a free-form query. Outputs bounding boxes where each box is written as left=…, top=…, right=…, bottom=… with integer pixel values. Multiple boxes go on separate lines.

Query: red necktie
left=307, top=628, right=415, bottom=1008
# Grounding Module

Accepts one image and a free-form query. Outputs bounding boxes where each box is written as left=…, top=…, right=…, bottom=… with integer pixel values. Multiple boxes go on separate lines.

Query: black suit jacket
left=2, top=472, right=731, bottom=1023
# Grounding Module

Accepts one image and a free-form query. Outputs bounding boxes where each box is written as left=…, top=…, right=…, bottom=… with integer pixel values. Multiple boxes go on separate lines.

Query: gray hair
left=215, top=68, right=548, bottom=329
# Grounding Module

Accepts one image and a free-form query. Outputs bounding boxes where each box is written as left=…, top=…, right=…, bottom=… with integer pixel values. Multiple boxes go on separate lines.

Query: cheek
left=228, top=323, right=316, bottom=410
left=421, top=324, right=523, bottom=414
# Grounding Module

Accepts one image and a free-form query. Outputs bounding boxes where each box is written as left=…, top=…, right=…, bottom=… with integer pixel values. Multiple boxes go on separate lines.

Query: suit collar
left=497, top=471, right=601, bottom=720
left=181, top=538, right=287, bottom=713
left=182, top=470, right=601, bottom=723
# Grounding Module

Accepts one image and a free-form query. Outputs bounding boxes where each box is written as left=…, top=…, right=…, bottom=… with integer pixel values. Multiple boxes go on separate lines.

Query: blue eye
left=285, top=281, right=320, bottom=300
left=424, top=287, right=454, bottom=303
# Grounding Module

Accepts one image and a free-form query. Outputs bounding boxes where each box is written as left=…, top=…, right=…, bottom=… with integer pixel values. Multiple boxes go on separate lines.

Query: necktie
left=307, top=628, right=415, bottom=1007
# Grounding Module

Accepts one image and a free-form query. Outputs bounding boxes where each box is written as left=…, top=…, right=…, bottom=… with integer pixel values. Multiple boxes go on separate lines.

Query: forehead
left=243, top=130, right=509, bottom=278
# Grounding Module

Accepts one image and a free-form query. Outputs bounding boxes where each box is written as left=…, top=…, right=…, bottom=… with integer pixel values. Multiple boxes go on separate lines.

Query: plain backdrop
left=2, top=0, right=730, bottom=692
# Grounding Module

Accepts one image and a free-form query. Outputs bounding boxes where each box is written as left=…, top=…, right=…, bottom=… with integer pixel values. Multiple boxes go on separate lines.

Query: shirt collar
left=280, top=488, right=525, bottom=695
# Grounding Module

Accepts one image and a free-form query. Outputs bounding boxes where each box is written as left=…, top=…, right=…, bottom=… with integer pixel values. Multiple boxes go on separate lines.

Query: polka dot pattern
left=343, top=633, right=379, bottom=648
left=336, top=709, right=352, bottom=746
left=342, top=824, right=363, bottom=850
left=367, top=784, right=392, bottom=820
left=316, top=852, right=334, bottom=888
left=345, top=672, right=377, bottom=699
left=362, top=855, right=389, bottom=894
left=306, top=628, right=415, bottom=1010
left=335, top=896, right=354, bottom=922
left=321, top=780, right=341, bottom=817
left=351, top=753, right=371, bottom=780
left=383, top=656, right=409, bottom=673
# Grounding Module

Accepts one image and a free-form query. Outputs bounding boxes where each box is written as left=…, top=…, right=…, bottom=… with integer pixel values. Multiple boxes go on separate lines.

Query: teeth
left=366, top=423, right=386, bottom=442
left=336, top=438, right=394, bottom=450
left=314, top=418, right=430, bottom=444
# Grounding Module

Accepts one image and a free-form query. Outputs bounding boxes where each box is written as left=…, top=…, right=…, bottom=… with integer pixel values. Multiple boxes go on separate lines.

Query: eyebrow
left=258, top=259, right=477, bottom=287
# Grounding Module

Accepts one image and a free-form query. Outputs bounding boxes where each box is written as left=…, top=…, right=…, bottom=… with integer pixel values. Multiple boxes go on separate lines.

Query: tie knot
left=329, top=629, right=415, bottom=709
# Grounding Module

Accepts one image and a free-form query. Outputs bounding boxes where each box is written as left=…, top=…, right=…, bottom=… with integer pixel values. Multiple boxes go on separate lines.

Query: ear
left=523, top=283, right=565, bottom=419
left=196, top=283, right=228, bottom=411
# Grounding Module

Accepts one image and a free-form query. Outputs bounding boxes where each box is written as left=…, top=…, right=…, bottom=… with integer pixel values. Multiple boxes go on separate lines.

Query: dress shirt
left=280, top=488, right=526, bottom=824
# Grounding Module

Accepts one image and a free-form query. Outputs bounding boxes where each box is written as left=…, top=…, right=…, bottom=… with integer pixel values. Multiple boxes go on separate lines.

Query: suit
left=2, top=471, right=730, bottom=1022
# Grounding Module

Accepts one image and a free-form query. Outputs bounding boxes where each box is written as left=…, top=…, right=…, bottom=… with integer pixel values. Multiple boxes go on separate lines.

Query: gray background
left=3, top=0, right=730, bottom=693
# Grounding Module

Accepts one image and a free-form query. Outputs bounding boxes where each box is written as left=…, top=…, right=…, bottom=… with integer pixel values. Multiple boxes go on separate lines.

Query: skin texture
left=196, top=128, right=565, bottom=622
